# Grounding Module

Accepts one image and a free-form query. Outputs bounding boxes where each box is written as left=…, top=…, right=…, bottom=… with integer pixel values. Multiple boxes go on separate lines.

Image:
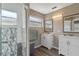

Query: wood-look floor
left=31, top=46, right=60, bottom=56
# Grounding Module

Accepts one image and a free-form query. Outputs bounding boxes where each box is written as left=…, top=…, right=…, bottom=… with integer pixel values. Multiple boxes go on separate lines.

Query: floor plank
left=31, top=46, right=60, bottom=56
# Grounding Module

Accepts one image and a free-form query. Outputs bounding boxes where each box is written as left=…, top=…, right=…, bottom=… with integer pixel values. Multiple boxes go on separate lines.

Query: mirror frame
left=63, top=13, right=79, bottom=33
left=44, top=19, right=53, bottom=32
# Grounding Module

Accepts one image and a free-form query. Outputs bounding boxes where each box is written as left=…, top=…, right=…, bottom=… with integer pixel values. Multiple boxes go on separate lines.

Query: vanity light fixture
left=53, top=14, right=62, bottom=19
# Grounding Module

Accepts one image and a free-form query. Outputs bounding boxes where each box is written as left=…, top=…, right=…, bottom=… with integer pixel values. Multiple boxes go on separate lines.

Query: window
left=30, top=16, right=43, bottom=27
left=2, top=9, right=17, bottom=19
left=1, top=9, right=17, bottom=25
left=30, top=16, right=42, bottom=23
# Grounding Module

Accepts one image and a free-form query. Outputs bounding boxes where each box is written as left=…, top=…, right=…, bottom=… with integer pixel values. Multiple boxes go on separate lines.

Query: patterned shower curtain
left=0, top=26, right=17, bottom=56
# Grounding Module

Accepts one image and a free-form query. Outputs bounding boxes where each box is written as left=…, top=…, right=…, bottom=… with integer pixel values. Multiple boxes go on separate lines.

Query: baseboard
left=34, top=45, right=58, bottom=50
left=34, top=44, right=42, bottom=48
left=53, top=46, right=59, bottom=50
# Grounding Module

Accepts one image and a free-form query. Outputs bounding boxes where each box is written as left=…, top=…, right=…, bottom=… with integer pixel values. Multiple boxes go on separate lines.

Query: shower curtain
left=0, top=26, right=17, bottom=56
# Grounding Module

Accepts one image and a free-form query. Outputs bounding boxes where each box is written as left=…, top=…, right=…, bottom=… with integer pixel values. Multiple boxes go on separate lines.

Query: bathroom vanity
left=59, top=35, right=79, bottom=56
left=59, top=13, right=79, bottom=56
left=41, top=33, right=53, bottom=49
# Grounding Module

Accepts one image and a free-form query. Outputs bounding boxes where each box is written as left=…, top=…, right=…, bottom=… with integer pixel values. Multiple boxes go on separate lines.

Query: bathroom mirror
left=44, top=19, right=53, bottom=32
left=64, top=13, right=79, bottom=32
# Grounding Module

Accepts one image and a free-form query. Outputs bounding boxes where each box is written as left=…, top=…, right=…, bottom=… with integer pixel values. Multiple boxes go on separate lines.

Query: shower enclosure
left=0, top=5, right=17, bottom=56
left=0, top=3, right=29, bottom=56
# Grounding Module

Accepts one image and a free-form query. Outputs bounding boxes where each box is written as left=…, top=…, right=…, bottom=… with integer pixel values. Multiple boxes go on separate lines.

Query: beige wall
left=30, top=9, right=44, bottom=19
left=45, top=3, right=79, bottom=48
left=45, top=4, right=79, bottom=19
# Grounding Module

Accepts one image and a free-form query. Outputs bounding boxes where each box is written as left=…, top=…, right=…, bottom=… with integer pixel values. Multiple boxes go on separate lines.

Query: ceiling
left=30, top=3, right=73, bottom=14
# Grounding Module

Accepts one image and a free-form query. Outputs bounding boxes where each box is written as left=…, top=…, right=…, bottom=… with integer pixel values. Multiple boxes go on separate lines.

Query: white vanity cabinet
left=59, top=36, right=68, bottom=56
left=41, top=33, right=53, bottom=49
left=69, top=38, right=79, bottom=56
left=59, top=35, right=79, bottom=56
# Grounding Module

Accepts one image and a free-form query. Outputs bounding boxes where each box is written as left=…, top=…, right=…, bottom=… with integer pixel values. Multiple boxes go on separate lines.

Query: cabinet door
left=69, top=39, right=79, bottom=56
left=41, top=36, right=47, bottom=47
left=59, top=38, right=68, bottom=56
left=41, top=35, right=44, bottom=45
left=47, top=37, right=53, bottom=49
